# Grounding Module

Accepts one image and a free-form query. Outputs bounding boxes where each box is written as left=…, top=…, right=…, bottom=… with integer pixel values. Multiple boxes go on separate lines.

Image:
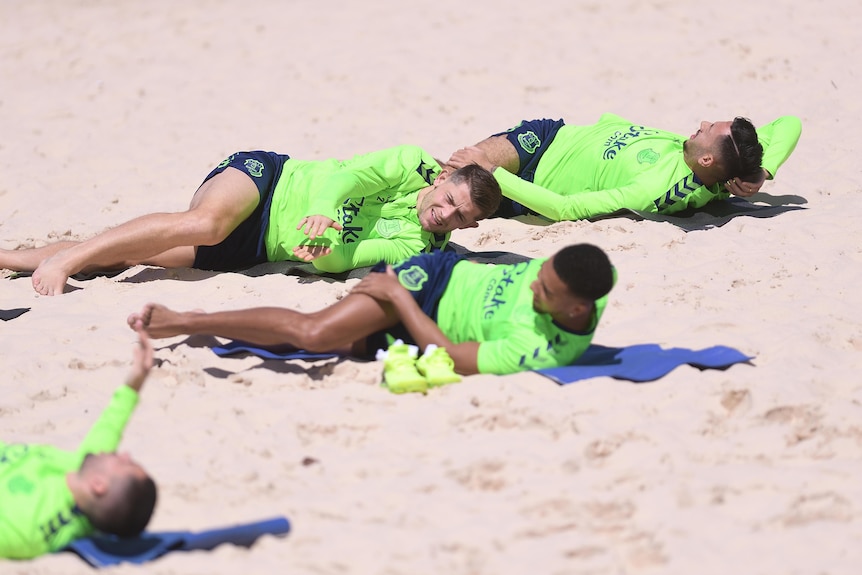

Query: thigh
left=307, top=291, right=401, bottom=354
left=188, top=167, right=261, bottom=228
left=140, top=245, right=197, bottom=268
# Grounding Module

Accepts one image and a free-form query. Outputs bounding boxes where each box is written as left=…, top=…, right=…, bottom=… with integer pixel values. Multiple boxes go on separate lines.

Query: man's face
left=530, top=257, right=580, bottom=315
left=683, top=120, right=733, bottom=159
left=416, top=174, right=483, bottom=234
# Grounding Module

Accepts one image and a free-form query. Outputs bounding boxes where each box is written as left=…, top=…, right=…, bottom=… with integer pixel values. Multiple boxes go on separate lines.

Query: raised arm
left=757, top=115, right=802, bottom=179
left=725, top=115, right=802, bottom=196
left=76, top=328, right=151, bottom=456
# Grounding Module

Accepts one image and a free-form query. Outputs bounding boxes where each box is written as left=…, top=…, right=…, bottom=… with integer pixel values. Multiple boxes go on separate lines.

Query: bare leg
left=29, top=167, right=259, bottom=296
left=128, top=291, right=400, bottom=356
left=0, top=241, right=80, bottom=272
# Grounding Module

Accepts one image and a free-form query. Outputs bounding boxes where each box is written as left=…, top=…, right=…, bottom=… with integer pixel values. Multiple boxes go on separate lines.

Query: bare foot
left=127, top=303, right=187, bottom=339
left=31, top=250, right=78, bottom=296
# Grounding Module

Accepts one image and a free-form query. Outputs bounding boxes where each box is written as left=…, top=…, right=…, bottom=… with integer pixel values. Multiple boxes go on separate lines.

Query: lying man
left=0, top=325, right=157, bottom=559
left=128, top=243, right=615, bottom=376
left=447, top=114, right=801, bottom=220
left=0, top=146, right=501, bottom=295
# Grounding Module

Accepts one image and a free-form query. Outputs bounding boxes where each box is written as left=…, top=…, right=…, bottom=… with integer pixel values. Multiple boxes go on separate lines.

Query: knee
left=179, top=211, right=237, bottom=246
left=293, top=323, right=335, bottom=352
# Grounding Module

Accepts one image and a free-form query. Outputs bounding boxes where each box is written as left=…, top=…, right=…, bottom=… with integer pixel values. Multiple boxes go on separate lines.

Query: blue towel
left=211, top=340, right=338, bottom=360
left=208, top=341, right=752, bottom=383
left=62, top=516, right=290, bottom=567
left=536, top=344, right=753, bottom=384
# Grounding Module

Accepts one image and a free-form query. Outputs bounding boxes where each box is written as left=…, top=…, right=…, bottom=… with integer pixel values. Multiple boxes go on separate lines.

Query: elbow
left=312, top=258, right=348, bottom=274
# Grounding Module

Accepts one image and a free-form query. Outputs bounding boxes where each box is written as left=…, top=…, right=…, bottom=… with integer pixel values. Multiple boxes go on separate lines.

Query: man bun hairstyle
left=553, top=244, right=614, bottom=301
left=721, top=117, right=764, bottom=182
left=450, top=164, right=502, bottom=220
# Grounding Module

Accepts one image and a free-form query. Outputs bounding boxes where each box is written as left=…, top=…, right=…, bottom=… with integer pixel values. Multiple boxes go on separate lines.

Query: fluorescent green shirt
left=435, top=259, right=611, bottom=375
left=495, top=114, right=802, bottom=221
left=0, top=386, right=138, bottom=559
left=265, top=145, right=447, bottom=273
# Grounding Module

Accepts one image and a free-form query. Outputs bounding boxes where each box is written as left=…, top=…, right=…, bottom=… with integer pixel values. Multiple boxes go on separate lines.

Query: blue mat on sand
left=536, top=344, right=753, bottom=384
left=62, top=516, right=290, bottom=567
left=208, top=341, right=752, bottom=383
left=211, top=340, right=338, bottom=360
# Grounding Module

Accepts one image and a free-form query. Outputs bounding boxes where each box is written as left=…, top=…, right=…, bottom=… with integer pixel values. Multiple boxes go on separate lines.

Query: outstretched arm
left=756, top=115, right=802, bottom=179
left=448, top=143, right=647, bottom=221
left=494, top=168, right=653, bottom=221
left=350, top=267, right=480, bottom=374
left=77, top=332, right=151, bottom=456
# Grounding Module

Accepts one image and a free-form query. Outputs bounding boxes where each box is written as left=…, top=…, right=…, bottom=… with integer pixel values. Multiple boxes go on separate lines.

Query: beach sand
left=2, top=1, right=861, bottom=573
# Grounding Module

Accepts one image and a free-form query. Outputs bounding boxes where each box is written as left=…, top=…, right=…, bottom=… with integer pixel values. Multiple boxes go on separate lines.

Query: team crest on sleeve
left=517, top=131, right=541, bottom=154
left=398, top=265, right=428, bottom=292
left=244, top=159, right=265, bottom=178
left=375, top=218, right=403, bottom=238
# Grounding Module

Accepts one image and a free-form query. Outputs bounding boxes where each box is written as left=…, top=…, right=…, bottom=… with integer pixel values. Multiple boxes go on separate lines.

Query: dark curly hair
left=552, top=244, right=614, bottom=301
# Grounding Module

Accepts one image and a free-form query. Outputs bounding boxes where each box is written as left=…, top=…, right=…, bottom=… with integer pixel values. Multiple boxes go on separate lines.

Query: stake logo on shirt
left=481, top=261, right=530, bottom=319
left=602, top=125, right=660, bottom=160
left=339, top=196, right=366, bottom=243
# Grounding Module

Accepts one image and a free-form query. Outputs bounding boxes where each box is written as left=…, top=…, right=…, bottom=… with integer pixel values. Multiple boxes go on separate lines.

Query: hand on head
left=446, top=146, right=496, bottom=172
left=725, top=168, right=767, bottom=197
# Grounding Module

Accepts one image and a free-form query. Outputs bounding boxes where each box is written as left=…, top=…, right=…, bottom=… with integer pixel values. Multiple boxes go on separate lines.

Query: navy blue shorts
left=192, top=151, right=290, bottom=271
left=365, top=250, right=464, bottom=354
left=492, top=118, right=565, bottom=217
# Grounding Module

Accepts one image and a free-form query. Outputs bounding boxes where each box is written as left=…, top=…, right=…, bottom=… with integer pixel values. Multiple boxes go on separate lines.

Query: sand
left=2, top=1, right=861, bottom=573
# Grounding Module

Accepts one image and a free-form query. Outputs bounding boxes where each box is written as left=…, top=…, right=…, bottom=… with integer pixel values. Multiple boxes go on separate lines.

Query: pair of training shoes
left=378, top=341, right=461, bottom=394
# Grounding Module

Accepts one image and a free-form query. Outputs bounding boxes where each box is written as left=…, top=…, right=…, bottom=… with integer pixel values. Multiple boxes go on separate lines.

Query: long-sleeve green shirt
left=264, top=145, right=447, bottom=272
left=0, top=386, right=138, bottom=559
left=495, top=114, right=802, bottom=221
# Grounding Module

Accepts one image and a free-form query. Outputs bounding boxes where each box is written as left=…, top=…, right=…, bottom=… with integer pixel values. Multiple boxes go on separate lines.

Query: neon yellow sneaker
left=416, top=345, right=461, bottom=387
left=380, top=342, right=427, bottom=394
